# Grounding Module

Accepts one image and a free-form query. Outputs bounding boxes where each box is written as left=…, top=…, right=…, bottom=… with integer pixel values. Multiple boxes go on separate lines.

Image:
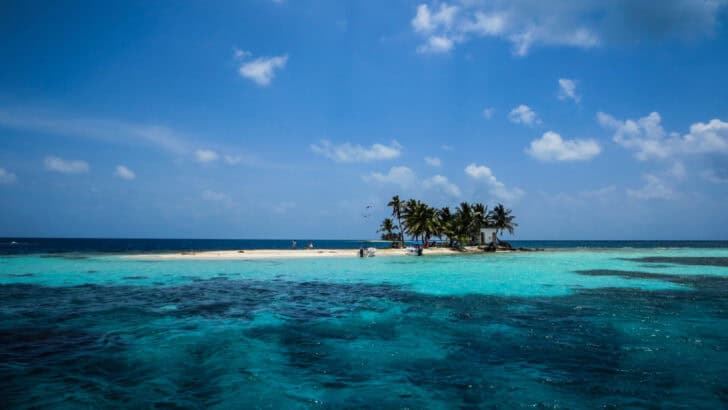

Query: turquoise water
left=1, top=247, right=727, bottom=408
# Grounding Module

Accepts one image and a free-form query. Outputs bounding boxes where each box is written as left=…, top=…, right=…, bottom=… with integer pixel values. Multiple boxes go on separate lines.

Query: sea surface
left=1, top=239, right=727, bottom=408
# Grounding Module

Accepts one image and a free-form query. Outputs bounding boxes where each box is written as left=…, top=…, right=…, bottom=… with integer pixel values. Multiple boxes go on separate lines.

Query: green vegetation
left=377, top=218, right=399, bottom=241
left=381, top=195, right=518, bottom=250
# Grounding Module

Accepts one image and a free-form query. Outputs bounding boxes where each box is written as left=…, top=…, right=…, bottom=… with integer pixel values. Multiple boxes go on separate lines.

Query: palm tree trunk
left=397, top=214, right=404, bottom=246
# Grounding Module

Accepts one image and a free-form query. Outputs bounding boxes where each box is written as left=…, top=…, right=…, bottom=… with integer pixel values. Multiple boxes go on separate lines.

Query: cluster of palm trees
left=377, top=195, right=517, bottom=249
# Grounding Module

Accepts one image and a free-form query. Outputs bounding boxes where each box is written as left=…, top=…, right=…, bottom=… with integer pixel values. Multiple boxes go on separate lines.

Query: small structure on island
left=480, top=228, right=497, bottom=246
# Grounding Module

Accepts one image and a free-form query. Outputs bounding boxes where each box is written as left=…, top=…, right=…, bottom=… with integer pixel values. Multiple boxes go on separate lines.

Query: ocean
left=1, top=239, right=726, bottom=408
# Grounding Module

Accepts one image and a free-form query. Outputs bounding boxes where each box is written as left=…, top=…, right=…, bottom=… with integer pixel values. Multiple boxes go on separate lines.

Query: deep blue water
left=1, top=241, right=727, bottom=408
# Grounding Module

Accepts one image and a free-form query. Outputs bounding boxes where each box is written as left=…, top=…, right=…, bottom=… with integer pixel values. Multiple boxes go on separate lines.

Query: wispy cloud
left=526, top=131, right=601, bottom=161
left=482, top=107, right=494, bottom=119
left=417, top=35, right=455, bottom=54
left=44, top=156, right=89, bottom=174
left=423, top=174, right=461, bottom=197
left=364, top=166, right=461, bottom=198
left=224, top=155, right=241, bottom=164
left=410, top=1, right=725, bottom=56
left=362, top=166, right=416, bottom=188
left=114, top=165, right=136, bottom=180
left=0, top=108, right=189, bottom=155
left=558, top=78, right=580, bottom=103
left=465, top=163, right=524, bottom=202
left=0, top=107, right=267, bottom=168
left=424, top=156, right=441, bottom=167
left=195, top=149, right=219, bottom=163
left=0, top=167, right=17, bottom=184
left=236, top=50, right=288, bottom=86
left=627, top=174, right=674, bottom=200
left=703, top=169, right=728, bottom=184
left=311, top=140, right=401, bottom=163
left=508, top=105, right=540, bottom=126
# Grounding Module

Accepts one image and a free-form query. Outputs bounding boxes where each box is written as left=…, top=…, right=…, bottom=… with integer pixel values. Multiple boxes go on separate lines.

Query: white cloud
left=233, top=48, right=251, bottom=59
left=412, top=4, right=461, bottom=53
left=441, top=144, right=454, bottom=151
left=0, top=167, right=17, bottom=184
left=424, top=156, right=441, bottom=167
left=417, top=35, right=455, bottom=54
left=508, top=105, right=540, bottom=126
left=598, top=111, right=670, bottom=160
left=311, top=140, right=401, bottom=163
left=363, top=166, right=416, bottom=188
left=238, top=54, right=288, bottom=86
left=558, top=78, right=580, bottom=103
left=409, top=1, right=725, bottom=56
left=423, top=174, right=461, bottom=197
left=482, top=107, right=494, bottom=119
left=526, top=131, right=601, bottom=162
left=463, top=11, right=507, bottom=36
left=465, top=163, right=525, bottom=202
left=412, top=3, right=459, bottom=33
left=682, top=118, right=728, bottom=154
left=114, top=165, right=136, bottom=180
left=44, top=156, right=89, bottom=174
left=598, top=112, right=728, bottom=160
left=412, top=4, right=433, bottom=32
left=195, top=149, right=219, bottom=163
left=627, top=174, right=674, bottom=200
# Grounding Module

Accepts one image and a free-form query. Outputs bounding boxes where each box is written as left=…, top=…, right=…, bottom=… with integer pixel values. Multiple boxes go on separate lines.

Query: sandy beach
left=124, top=247, right=478, bottom=260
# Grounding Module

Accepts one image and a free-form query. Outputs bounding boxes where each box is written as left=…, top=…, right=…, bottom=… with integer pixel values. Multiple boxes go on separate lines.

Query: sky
left=1, top=0, right=728, bottom=240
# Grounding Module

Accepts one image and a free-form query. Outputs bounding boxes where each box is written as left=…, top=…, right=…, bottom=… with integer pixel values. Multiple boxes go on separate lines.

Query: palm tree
left=471, top=203, right=491, bottom=242
left=402, top=200, right=421, bottom=243
left=401, top=198, right=419, bottom=241
left=491, top=203, right=517, bottom=238
left=377, top=218, right=398, bottom=241
left=401, top=200, right=435, bottom=245
left=378, top=196, right=518, bottom=250
left=419, top=204, right=439, bottom=247
left=387, top=195, right=405, bottom=246
left=451, top=202, right=474, bottom=249
left=437, top=207, right=455, bottom=247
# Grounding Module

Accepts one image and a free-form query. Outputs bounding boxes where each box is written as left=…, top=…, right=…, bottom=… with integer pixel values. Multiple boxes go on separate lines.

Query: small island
left=377, top=195, right=519, bottom=252
left=129, top=195, right=533, bottom=260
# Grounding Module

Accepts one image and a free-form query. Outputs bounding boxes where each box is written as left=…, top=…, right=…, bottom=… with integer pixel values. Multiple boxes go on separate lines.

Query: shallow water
left=1, top=248, right=727, bottom=408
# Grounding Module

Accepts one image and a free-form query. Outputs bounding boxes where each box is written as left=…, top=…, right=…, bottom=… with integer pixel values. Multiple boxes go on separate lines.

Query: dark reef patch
left=621, top=256, right=728, bottom=267
left=576, top=269, right=728, bottom=293
left=1, top=275, right=727, bottom=408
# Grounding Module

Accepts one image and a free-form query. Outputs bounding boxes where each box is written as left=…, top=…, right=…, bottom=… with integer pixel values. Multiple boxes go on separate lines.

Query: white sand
left=123, top=247, right=474, bottom=260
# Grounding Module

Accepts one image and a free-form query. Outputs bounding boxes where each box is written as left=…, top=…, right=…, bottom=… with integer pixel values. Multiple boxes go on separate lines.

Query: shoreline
left=122, top=247, right=520, bottom=260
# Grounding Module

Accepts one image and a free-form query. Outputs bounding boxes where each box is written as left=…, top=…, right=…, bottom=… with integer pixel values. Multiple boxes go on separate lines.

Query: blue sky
left=1, top=0, right=728, bottom=239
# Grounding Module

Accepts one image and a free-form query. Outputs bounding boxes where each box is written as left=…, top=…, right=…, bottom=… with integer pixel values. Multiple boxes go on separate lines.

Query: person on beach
left=292, top=240, right=297, bottom=250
